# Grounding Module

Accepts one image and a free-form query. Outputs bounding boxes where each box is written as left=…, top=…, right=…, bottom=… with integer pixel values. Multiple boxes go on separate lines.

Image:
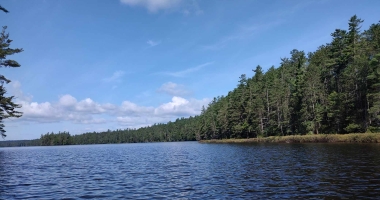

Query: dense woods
left=40, top=117, right=199, bottom=145
left=0, top=117, right=200, bottom=146
left=198, top=16, right=380, bottom=139
left=1, top=16, right=380, bottom=147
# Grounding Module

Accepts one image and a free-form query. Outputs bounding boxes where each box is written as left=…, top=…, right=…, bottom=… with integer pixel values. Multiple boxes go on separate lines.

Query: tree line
left=197, top=16, right=380, bottom=140
left=1, top=15, right=380, bottom=147
left=0, top=116, right=200, bottom=146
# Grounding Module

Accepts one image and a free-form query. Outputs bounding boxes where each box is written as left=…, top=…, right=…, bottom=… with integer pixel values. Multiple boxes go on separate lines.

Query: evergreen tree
left=7, top=15, right=380, bottom=145
left=366, top=22, right=380, bottom=131
left=0, top=6, right=23, bottom=137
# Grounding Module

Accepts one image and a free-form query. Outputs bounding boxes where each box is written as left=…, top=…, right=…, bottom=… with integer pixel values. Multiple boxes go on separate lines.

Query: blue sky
left=2, top=0, right=380, bottom=140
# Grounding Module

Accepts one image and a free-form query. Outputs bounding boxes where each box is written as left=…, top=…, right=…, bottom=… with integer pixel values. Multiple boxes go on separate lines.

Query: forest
left=1, top=15, right=380, bottom=147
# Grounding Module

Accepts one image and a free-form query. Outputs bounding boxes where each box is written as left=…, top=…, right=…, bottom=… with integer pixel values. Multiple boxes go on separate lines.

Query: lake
left=1, top=142, right=380, bottom=199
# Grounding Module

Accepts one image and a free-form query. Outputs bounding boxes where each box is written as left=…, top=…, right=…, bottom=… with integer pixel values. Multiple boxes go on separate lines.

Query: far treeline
left=1, top=15, right=380, bottom=147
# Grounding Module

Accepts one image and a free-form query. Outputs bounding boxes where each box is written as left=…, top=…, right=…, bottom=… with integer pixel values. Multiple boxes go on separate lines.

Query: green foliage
left=0, top=139, right=40, bottom=147
left=0, top=6, right=23, bottom=137
left=197, top=16, right=380, bottom=140
left=7, top=15, right=380, bottom=146
left=40, top=131, right=72, bottom=146
left=201, top=133, right=380, bottom=144
left=344, top=123, right=362, bottom=133
left=0, top=6, right=8, bottom=13
left=37, top=116, right=200, bottom=145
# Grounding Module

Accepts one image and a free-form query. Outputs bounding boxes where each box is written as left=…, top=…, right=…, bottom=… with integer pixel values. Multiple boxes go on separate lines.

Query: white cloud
left=116, top=116, right=170, bottom=127
left=6, top=81, right=211, bottom=128
left=120, top=0, right=182, bottom=12
left=161, top=97, right=208, bottom=117
left=58, top=95, right=113, bottom=114
left=20, top=101, right=62, bottom=123
left=158, top=61, right=214, bottom=77
left=7, top=80, right=33, bottom=102
left=103, top=71, right=125, bottom=82
left=73, top=118, right=107, bottom=125
left=75, top=98, right=107, bottom=114
left=66, top=113, right=106, bottom=125
left=154, top=96, right=209, bottom=116
left=157, top=82, right=191, bottom=96
left=59, top=94, right=77, bottom=107
left=147, top=40, right=161, bottom=47
left=120, top=0, right=203, bottom=15
left=3, top=83, right=114, bottom=123
left=119, top=101, right=154, bottom=115
left=13, top=95, right=113, bottom=124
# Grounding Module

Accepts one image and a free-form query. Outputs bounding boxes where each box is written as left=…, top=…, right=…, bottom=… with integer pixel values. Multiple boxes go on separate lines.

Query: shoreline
left=199, top=133, right=380, bottom=144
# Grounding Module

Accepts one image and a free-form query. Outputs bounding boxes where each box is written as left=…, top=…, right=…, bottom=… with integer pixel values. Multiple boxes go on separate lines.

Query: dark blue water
left=1, top=142, right=380, bottom=199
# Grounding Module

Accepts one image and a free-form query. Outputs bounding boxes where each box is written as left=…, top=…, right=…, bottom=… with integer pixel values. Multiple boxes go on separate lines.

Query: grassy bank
left=199, top=133, right=380, bottom=144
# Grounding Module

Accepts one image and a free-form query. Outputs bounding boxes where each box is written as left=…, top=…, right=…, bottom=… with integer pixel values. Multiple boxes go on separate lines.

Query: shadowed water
left=1, top=142, right=380, bottom=199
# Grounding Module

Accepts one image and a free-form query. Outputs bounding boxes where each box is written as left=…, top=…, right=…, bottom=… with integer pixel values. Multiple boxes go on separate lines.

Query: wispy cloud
left=200, top=0, right=319, bottom=51
left=120, top=0, right=203, bottom=15
left=157, top=82, right=191, bottom=96
left=271, top=0, right=327, bottom=18
left=102, top=71, right=125, bottom=82
left=120, top=0, right=182, bottom=13
left=201, top=20, right=284, bottom=51
left=182, top=0, right=203, bottom=16
left=147, top=40, right=161, bottom=47
left=8, top=81, right=33, bottom=102
left=158, top=62, right=214, bottom=77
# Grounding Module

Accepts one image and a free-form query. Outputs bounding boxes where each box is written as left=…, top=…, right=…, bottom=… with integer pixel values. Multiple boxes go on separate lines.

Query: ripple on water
left=1, top=142, right=380, bottom=199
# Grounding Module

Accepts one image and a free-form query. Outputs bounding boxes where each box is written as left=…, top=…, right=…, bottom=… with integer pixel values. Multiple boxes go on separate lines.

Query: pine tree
left=302, top=48, right=328, bottom=134
left=342, top=15, right=366, bottom=132
left=366, top=22, right=380, bottom=131
left=0, top=6, right=23, bottom=137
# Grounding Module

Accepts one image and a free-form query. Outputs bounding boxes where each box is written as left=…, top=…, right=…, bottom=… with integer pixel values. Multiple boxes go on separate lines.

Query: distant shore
left=199, top=133, right=380, bottom=144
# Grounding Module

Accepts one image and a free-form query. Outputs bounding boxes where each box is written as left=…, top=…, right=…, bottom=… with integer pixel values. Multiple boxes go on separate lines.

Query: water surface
left=1, top=142, right=380, bottom=199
